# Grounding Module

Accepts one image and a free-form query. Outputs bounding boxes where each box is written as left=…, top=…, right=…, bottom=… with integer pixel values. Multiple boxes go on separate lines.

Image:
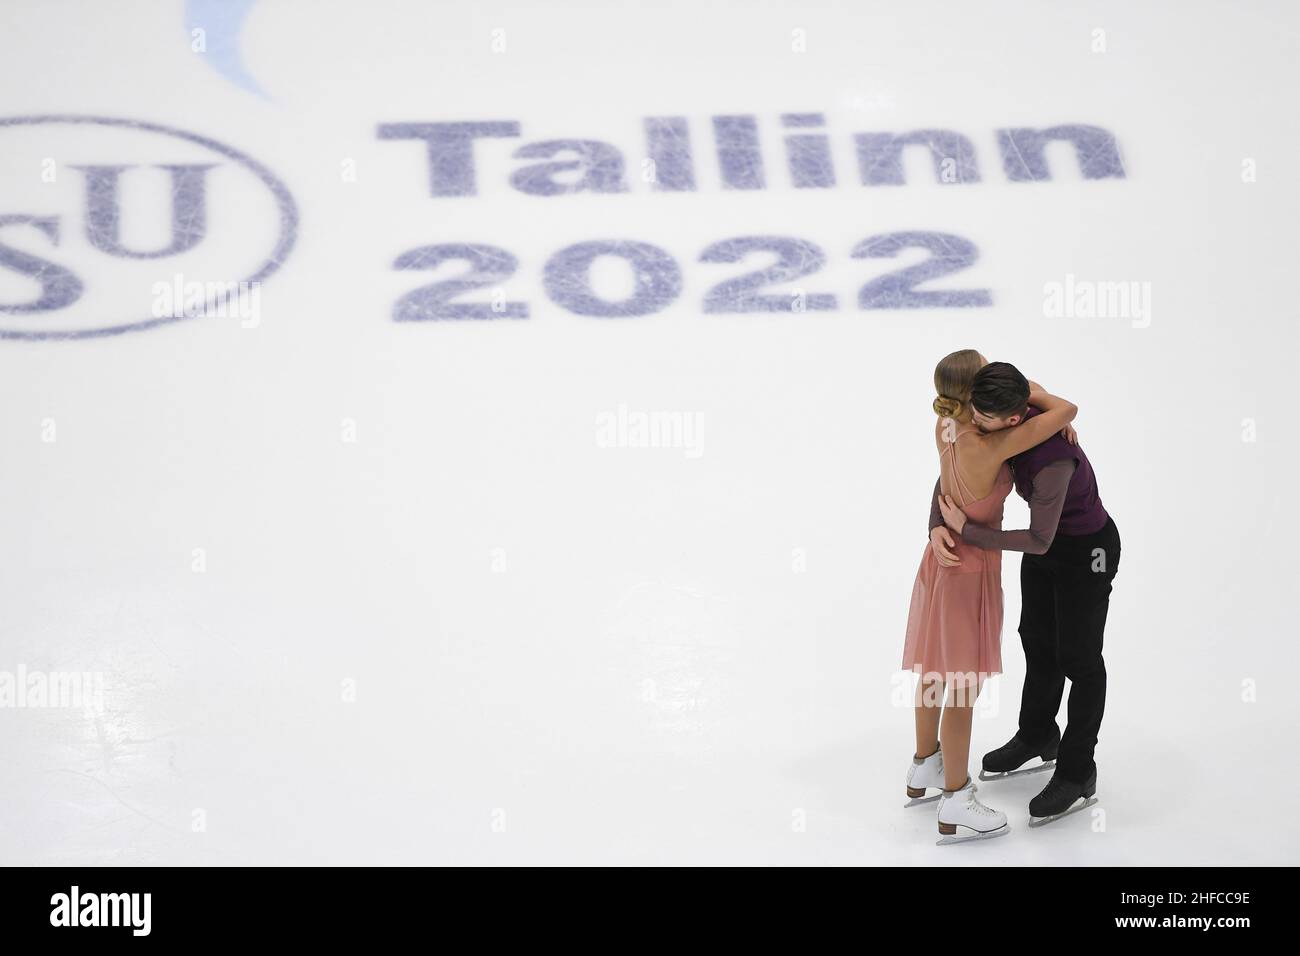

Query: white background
left=0, top=0, right=1295, bottom=864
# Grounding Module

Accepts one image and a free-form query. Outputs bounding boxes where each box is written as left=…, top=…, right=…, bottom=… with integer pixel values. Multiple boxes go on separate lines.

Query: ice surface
left=0, top=0, right=1296, bottom=864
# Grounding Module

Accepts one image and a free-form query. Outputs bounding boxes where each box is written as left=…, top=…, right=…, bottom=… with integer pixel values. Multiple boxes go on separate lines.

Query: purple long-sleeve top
left=928, top=459, right=1076, bottom=554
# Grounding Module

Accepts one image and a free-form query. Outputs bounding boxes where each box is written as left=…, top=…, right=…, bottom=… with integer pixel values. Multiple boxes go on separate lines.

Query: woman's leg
left=940, top=675, right=984, bottom=790
left=914, top=677, right=944, bottom=757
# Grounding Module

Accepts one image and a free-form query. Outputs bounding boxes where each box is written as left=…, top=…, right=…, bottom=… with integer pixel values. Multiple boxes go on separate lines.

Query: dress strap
left=940, top=429, right=980, bottom=507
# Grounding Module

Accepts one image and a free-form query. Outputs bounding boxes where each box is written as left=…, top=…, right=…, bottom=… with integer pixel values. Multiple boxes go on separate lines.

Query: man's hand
left=929, top=525, right=961, bottom=567
left=938, top=494, right=968, bottom=534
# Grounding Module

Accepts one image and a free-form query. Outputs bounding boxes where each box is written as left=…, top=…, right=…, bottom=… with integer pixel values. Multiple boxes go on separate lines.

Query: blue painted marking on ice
left=0, top=115, right=299, bottom=341
left=185, top=0, right=268, bottom=99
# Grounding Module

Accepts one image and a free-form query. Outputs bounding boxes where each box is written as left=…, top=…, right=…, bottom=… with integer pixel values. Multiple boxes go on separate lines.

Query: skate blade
left=978, top=759, right=1055, bottom=782
left=1028, top=795, right=1099, bottom=829
left=935, top=824, right=1010, bottom=847
left=903, top=792, right=942, bottom=809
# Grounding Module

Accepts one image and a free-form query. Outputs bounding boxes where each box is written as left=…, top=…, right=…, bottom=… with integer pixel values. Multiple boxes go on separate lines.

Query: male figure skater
left=927, top=362, right=1120, bottom=825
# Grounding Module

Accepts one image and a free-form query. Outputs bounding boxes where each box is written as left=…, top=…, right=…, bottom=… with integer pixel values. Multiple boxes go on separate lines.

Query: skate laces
left=970, top=793, right=997, bottom=817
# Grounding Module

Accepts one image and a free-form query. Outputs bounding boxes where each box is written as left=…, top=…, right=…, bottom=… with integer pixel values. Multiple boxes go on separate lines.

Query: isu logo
left=0, top=115, right=297, bottom=340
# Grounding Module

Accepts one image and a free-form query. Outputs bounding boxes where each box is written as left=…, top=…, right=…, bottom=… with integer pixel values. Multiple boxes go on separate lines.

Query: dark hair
left=970, top=361, right=1030, bottom=418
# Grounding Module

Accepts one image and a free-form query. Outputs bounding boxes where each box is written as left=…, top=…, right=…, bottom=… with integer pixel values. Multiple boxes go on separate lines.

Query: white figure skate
left=904, top=748, right=945, bottom=808
left=936, top=778, right=1010, bottom=846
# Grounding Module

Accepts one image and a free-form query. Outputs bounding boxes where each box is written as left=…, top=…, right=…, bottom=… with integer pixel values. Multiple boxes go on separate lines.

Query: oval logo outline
left=0, top=114, right=298, bottom=341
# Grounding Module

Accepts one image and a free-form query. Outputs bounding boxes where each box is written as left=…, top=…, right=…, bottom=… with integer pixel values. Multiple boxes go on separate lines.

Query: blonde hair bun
left=933, top=395, right=962, bottom=418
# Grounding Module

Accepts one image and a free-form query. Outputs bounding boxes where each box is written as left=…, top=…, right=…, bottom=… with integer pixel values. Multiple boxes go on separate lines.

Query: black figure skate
left=1028, top=770, right=1099, bottom=828
left=979, top=732, right=1058, bottom=782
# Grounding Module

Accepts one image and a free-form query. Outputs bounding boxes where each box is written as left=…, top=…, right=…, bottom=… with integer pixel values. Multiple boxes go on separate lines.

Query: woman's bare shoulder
left=958, top=428, right=1004, bottom=463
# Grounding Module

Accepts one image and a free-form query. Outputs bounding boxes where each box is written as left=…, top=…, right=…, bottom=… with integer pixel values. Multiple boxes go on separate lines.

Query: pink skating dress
left=902, top=428, right=1013, bottom=685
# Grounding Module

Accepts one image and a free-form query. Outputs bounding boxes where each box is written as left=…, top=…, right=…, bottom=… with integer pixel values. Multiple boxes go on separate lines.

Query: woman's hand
left=938, top=494, right=968, bottom=534
left=929, top=526, right=961, bottom=567
left=1060, top=423, right=1078, bottom=445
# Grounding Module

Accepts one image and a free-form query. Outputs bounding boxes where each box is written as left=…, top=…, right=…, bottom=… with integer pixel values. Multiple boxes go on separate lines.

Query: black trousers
left=1017, top=516, right=1120, bottom=783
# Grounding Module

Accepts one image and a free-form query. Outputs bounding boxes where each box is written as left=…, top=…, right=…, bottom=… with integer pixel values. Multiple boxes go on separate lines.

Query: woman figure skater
left=902, top=350, right=1077, bottom=844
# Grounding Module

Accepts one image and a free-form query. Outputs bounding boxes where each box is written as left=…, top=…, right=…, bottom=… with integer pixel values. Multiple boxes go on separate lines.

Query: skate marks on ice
left=602, top=580, right=739, bottom=754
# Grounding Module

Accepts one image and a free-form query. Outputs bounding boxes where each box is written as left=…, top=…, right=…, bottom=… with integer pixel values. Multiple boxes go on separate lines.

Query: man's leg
left=1017, top=553, right=1064, bottom=746
left=1053, top=524, right=1120, bottom=782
